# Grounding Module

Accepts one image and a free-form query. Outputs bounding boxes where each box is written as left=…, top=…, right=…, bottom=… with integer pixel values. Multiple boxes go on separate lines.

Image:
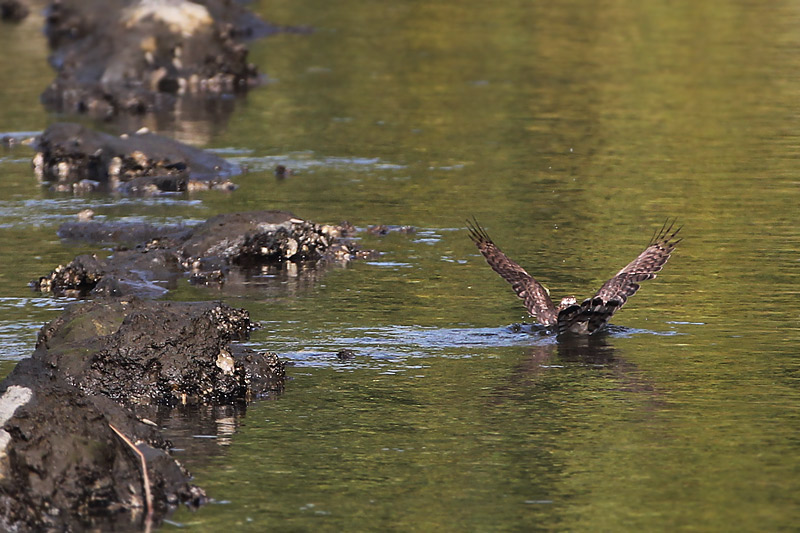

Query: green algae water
left=2, top=0, right=800, bottom=530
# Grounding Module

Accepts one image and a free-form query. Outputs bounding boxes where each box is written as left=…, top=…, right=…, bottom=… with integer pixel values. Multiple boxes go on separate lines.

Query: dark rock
left=41, top=0, right=278, bottom=121
left=33, top=122, right=241, bottom=194
left=338, top=220, right=357, bottom=236
left=336, top=349, right=356, bottom=360
left=58, top=219, right=192, bottom=246
left=0, top=0, right=28, bottom=22
left=274, top=164, right=294, bottom=179
left=367, top=224, right=416, bottom=235
left=34, top=211, right=373, bottom=299
left=179, top=211, right=367, bottom=266
left=367, top=224, right=389, bottom=235
left=0, top=357, right=206, bottom=531
left=33, top=253, right=107, bottom=296
left=34, top=298, right=283, bottom=405
left=32, top=248, right=183, bottom=298
left=0, top=295, right=285, bottom=529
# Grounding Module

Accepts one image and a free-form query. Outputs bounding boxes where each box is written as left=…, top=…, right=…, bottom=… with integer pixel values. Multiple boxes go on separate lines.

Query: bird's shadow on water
left=491, top=324, right=668, bottom=409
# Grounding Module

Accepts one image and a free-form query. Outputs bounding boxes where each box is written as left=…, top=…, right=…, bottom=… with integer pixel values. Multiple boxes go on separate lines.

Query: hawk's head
left=559, top=296, right=577, bottom=308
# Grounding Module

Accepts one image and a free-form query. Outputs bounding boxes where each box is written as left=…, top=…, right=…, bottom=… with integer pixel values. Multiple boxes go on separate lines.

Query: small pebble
left=336, top=349, right=356, bottom=360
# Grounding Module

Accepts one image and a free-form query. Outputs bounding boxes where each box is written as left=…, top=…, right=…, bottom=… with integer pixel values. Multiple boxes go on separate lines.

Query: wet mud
left=34, top=210, right=374, bottom=298
left=33, top=122, right=241, bottom=194
left=0, top=297, right=283, bottom=530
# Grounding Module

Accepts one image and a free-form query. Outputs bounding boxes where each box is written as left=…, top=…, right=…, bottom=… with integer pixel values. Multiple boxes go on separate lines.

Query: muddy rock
left=35, top=298, right=284, bottom=404
left=180, top=211, right=366, bottom=265
left=32, top=247, right=183, bottom=298
left=33, top=253, right=106, bottom=296
left=0, top=295, right=284, bottom=529
left=40, top=0, right=279, bottom=121
left=34, top=211, right=375, bottom=298
left=0, top=358, right=205, bottom=531
left=33, top=122, right=240, bottom=194
left=177, top=211, right=377, bottom=289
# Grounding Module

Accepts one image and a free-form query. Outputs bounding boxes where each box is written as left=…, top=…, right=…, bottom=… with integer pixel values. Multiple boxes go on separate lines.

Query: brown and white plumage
left=467, top=218, right=681, bottom=335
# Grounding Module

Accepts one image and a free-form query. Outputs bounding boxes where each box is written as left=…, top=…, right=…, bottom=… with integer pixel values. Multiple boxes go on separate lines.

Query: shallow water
left=2, top=0, right=800, bottom=530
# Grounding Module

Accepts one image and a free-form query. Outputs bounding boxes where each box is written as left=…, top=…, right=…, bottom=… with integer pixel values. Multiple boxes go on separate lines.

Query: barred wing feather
left=556, top=220, right=682, bottom=335
left=466, top=218, right=558, bottom=326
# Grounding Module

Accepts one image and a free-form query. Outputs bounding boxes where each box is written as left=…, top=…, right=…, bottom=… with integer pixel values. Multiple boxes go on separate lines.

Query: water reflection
left=496, top=333, right=664, bottom=410
left=0, top=196, right=203, bottom=230
left=193, top=262, right=352, bottom=300
left=88, top=93, right=242, bottom=146
left=130, top=400, right=283, bottom=468
left=0, top=297, right=68, bottom=361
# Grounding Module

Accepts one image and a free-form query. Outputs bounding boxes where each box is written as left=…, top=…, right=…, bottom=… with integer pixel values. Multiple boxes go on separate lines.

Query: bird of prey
left=467, top=218, right=681, bottom=335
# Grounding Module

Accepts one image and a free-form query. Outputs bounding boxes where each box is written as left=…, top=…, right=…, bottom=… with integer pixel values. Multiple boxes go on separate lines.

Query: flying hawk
left=467, top=218, right=681, bottom=335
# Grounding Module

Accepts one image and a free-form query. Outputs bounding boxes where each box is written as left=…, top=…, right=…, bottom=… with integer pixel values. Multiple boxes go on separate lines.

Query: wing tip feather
left=466, top=216, right=492, bottom=246
left=653, top=217, right=682, bottom=249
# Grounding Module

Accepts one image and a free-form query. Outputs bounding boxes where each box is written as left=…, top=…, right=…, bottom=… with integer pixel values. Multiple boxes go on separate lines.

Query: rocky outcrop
left=40, top=0, right=284, bottom=121
left=33, top=210, right=374, bottom=298
left=0, top=298, right=283, bottom=530
left=33, top=122, right=241, bottom=194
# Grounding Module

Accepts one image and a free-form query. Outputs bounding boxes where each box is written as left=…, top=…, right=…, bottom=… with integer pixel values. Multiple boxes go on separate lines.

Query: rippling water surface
left=2, top=0, right=800, bottom=530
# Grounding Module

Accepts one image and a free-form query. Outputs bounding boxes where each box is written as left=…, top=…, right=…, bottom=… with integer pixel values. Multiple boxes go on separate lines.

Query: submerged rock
left=33, top=122, right=240, bottom=194
left=33, top=210, right=375, bottom=298
left=366, top=224, right=416, bottom=235
left=58, top=218, right=191, bottom=246
left=336, top=348, right=356, bottom=360
left=274, top=164, right=295, bottom=179
left=33, top=248, right=182, bottom=298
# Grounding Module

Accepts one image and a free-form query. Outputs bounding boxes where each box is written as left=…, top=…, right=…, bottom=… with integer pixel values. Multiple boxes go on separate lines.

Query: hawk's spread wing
left=467, top=218, right=558, bottom=325
left=557, top=220, right=681, bottom=335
